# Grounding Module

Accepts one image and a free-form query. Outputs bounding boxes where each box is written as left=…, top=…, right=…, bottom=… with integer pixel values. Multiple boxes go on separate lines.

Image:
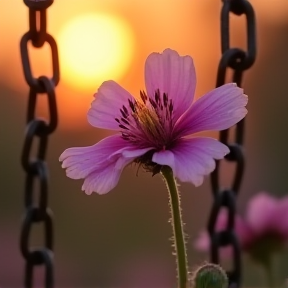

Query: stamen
left=119, top=124, right=129, bottom=130
left=121, top=132, right=136, bottom=140
left=122, top=105, right=129, bottom=115
left=149, top=98, right=157, bottom=109
left=121, top=118, right=130, bottom=125
left=155, top=89, right=161, bottom=104
left=140, top=90, right=148, bottom=103
left=118, top=91, right=175, bottom=150
left=122, top=135, right=129, bottom=140
left=169, top=100, right=173, bottom=114
left=120, top=109, right=127, bottom=119
left=163, top=93, right=168, bottom=107
left=128, top=99, right=136, bottom=112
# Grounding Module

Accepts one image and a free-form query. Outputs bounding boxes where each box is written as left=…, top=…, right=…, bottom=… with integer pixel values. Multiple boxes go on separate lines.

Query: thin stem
left=265, top=262, right=274, bottom=288
left=161, top=165, right=188, bottom=288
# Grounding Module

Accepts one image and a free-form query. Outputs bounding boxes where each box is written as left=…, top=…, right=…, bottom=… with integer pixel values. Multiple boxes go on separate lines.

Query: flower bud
left=190, top=262, right=228, bottom=288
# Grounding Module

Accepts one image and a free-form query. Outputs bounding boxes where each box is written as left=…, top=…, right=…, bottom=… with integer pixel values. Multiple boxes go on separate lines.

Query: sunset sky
left=1, top=0, right=286, bottom=130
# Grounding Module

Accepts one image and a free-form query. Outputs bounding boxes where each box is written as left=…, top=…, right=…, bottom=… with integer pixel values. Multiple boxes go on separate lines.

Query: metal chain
left=208, top=0, right=256, bottom=287
left=20, top=0, right=59, bottom=287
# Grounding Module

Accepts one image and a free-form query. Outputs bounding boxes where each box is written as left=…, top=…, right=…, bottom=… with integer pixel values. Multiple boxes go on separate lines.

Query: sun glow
left=58, top=13, right=135, bottom=91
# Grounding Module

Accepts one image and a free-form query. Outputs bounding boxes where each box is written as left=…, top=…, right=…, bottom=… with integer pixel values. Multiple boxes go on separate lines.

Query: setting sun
left=57, top=13, right=135, bottom=91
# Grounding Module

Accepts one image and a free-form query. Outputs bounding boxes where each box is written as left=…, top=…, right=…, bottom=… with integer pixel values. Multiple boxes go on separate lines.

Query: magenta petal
left=152, top=137, right=229, bottom=186
left=59, top=135, right=149, bottom=194
left=245, top=192, right=279, bottom=235
left=87, top=80, right=134, bottom=130
left=174, top=83, right=248, bottom=137
left=152, top=150, right=175, bottom=168
left=81, top=147, right=153, bottom=195
left=246, top=193, right=288, bottom=239
left=122, top=147, right=153, bottom=158
left=145, top=49, right=196, bottom=122
left=59, top=135, right=128, bottom=178
left=81, top=158, right=130, bottom=195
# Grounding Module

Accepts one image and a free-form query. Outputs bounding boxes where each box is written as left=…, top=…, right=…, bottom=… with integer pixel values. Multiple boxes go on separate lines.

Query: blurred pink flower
left=194, top=192, right=288, bottom=262
left=60, top=48, right=247, bottom=195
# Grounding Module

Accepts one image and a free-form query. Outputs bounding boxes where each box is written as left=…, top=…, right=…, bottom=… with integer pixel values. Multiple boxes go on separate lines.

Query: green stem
left=161, top=165, right=188, bottom=288
left=265, top=261, right=274, bottom=288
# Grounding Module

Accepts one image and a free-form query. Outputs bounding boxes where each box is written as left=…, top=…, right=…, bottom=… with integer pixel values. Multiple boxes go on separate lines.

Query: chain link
left=20, top=0, right=59, bottom=287
left=208, top=0, right=256, bottom=287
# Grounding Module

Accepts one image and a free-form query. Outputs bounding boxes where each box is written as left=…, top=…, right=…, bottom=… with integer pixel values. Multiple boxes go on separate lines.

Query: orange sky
left=0, top=0, right=287, bottom=130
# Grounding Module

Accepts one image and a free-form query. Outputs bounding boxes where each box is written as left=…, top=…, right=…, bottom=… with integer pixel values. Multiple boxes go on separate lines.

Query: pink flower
left=59, top=49, right=248, bottom=195
left=194, top=209, right=252, bottom=253
left=194, top=192, right=288, bottom=262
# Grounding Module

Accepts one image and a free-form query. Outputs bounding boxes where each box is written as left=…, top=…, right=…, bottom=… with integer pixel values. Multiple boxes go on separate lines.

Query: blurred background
left=1, top=0, right=288, bottom=287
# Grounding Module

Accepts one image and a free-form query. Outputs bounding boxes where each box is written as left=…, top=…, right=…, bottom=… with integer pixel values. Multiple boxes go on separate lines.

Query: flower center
left=115, top=90, right=175, bottom=150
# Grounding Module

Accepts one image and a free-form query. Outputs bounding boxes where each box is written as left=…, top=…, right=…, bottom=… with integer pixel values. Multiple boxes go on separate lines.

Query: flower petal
left=246, top=193, right=277, bottom=233
left=82, top=147, right=152, bottom=195
left=87, top=80, right=134, bottom=130
left=60, top=135, right=127, bottom=179
left=59, top=135, right=151, bottom=194
left=81, top=158, right=130, bottom=195
left=246, top=192, right=288, bottom=237
left=174, top=83, right=248, bottom=137
left=194, top=208, right=253, bottom=255
left=152, top=137, right=229, bottom=186
left=145, top=48, right=196, bottom=122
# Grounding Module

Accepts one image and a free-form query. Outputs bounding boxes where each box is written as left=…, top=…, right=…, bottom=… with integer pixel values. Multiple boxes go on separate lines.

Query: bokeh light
left=58, top=13, right=135, bottom=91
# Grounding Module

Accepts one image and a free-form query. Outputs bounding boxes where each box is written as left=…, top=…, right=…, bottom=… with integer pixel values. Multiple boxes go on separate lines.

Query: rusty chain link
left=20, top=0, right=59, bottom=287
left=208, top=0, right=256, bottom=287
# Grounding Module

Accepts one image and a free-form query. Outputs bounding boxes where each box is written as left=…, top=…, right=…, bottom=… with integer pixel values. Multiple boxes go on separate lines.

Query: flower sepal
left=190, top=262, right=228, bottom=288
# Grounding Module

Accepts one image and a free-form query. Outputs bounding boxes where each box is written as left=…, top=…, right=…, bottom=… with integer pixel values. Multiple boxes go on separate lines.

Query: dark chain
left=208, top=0, right=256, bottom=287
left=20, top=1, right=59, bottom=287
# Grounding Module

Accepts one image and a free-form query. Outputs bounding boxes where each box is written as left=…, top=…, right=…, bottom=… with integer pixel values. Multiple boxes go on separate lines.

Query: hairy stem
left=161, top=165, right=188, bottom=288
